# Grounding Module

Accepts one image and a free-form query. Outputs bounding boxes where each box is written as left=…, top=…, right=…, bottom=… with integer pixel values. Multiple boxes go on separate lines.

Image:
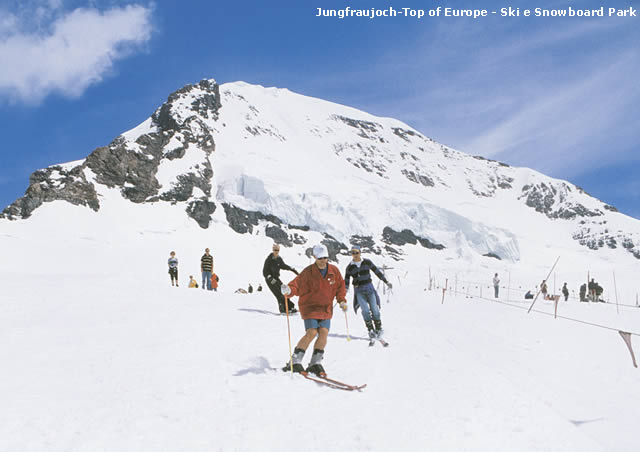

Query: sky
left=0, top=0, right=638, bottom=218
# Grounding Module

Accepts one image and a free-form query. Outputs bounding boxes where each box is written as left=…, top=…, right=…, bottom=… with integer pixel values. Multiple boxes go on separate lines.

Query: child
left=168, top=251, right=179, bottom=287
left=188, top=275, right=198, bottom=288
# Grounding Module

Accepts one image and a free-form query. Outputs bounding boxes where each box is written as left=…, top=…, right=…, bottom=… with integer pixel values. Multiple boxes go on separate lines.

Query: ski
left=301, top=372, right=366, bottom=391
left=368, top=338, right=389, bottom=347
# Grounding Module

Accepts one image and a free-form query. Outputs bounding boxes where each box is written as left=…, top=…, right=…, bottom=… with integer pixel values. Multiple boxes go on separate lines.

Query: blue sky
left=1, top=0, right=639, bottom=218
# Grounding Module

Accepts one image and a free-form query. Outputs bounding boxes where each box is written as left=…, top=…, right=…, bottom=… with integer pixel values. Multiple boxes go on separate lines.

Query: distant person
left=248, top=283, right=253, bottom=294
left=188, top=275, right=198, bottom=288
left=201, top=248, right=214, bottom=290
left=562, top=282, right=569, bottom=301
left=263, top=244, right=298, bottom=313
left=168, top=251, right=179, bottom=287
left=344, top=245, right=391, bottom=341
left=579, top=283, right=587, bottom=302
left=281, top=244, right=347, bottom=376
left=493, top=273, right=500, bottom=298
left=588, top=278, right=596, bottom=301
left=595, top=282, right=604, bottom=302
left=211, top=272, right=219, bottom=292
left=257, top=283, right=263, bottom=292
left=524, top=290, right=534, bottom=300
left=540, top=280, right=548, bottom=298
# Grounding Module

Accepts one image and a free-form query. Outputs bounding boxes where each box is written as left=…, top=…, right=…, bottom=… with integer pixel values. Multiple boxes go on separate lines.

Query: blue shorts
left=304, top=319, right=331, bottom=330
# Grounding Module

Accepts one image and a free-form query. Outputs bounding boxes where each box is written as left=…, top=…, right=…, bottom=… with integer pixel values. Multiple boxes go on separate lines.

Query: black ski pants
left=266, top=278, right=295, bottom=313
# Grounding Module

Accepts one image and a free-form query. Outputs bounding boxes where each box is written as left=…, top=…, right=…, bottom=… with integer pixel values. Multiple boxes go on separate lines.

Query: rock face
left=382, top=227, right=445, bottom=250
left=1, top=165, right=99, bottom=220
left=222, top=203, right=312, bottom=249
left=572, top=219, right=640, bottom=260
left=1, top=79, right=220, bottom=227
left=519, top=182, right=603, bottom=220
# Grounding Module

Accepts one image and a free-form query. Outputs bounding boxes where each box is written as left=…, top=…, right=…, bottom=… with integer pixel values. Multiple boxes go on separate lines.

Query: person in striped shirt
left=168, top=251, right=179, bottom=287
left=201, top=248, right=214, bottom=290
left=344, top=245, right=392, bottom=339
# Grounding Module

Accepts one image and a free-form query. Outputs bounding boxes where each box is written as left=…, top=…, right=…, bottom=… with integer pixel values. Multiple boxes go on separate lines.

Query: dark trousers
left=267, top=278, right=294, bottom=313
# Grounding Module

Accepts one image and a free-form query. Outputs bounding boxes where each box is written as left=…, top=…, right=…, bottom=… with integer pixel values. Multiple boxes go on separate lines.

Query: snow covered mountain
left=2, top=79, right=640, bottom=452
left=3, top=78, right=640, bottom=268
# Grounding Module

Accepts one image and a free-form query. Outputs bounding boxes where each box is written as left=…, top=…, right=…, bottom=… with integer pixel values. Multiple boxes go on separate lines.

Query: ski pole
left=344, top=309, right=351, bottom=342
left=284, top=295, right=293, bottom=374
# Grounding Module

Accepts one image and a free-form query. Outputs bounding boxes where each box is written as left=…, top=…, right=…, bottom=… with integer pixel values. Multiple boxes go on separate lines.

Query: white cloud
left=0, top=3, right=154, bottom=104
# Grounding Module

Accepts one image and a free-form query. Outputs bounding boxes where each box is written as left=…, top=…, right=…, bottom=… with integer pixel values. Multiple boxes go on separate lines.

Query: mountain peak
left=2, top=79, right=639, bottom=263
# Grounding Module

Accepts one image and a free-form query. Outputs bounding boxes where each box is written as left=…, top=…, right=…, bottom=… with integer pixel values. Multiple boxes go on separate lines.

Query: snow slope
left=1, top=203, right=639, bottom=451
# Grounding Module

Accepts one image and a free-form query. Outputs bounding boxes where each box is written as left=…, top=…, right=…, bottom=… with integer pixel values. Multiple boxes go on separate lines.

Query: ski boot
left=282, top=347, right=306, bottom=373
left=374, top=319, right=384, bottom=339
left=306, top=349, right=326, bottom=376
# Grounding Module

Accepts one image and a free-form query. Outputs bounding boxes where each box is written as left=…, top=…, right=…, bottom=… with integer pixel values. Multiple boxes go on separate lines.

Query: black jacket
left=263, top=253, right=297, bottom=282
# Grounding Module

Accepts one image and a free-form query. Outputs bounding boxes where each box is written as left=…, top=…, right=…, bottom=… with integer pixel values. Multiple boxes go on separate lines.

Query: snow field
left=3, top=261, right=639, bottom=451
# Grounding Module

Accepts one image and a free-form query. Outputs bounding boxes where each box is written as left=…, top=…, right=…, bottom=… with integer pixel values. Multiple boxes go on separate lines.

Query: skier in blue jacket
left=344, top=245, right=391, bottom=339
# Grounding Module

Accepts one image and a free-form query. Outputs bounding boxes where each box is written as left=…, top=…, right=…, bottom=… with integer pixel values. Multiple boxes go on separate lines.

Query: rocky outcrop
left=401, top=169, right=434, bottom=187
left=332, top=115, right=382, bottom=140
left=221, top=203, right=310, bottom=247
left=484, top=252, right=501, bottom=260
left=519, top=182, right=603, bottom=220
left=2, top=79, right=221, bottom=223
left=86, top=135, right=164, bottom=203
left=349, top=235, right=382, bottom=255
left=572, top=220, right=640, bottom=260
left=382, top=226, right=445, bottom=250
left=1, top=164, right=99, bottom=219
left=186, top=199, right=217, bottom=229
left=222, top=203, right=282, bottom=234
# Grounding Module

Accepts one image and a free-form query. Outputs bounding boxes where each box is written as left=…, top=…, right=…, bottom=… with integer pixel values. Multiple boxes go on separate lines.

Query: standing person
left=344, top=245, right=392, bottom=340
left=562, top=282, right=569, bottom=301
left=263, top=244, right=298, bottom=313
left=281, top=244, right=347, bottom=375
left=587, top=278, right=598, bottom=301
left=493, top=273, right=500, bottom=298
left=168, top=251, right=179, bottom=287
left=201, top=248, right=214, bottom=290
left=540, top=280, right=548, bottom=298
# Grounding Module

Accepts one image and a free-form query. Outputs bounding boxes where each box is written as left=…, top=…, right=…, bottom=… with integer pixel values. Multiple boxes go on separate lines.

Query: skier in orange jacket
left=281, top=244, right=347, bottom=375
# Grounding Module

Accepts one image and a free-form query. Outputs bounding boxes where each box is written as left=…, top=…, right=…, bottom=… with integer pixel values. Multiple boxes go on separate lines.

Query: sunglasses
left=351, top=251, right=360, bottom=255
left=317, top=256, right=328, bottom=260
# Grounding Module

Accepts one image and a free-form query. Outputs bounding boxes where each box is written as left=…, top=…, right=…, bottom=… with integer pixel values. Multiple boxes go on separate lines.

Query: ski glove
left=339, top=301, right=348, bottom=312
left=267, top=276, right=277, bottom=286
left=281, top=284, right=291, bottom=296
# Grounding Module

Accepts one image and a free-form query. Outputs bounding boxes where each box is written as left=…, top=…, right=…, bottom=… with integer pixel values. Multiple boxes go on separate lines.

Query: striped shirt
left=344, top=258, right=387, bottom=291
left=201, top=254, right=213, bottom=272
left=168, top=257, right=178, bottom=268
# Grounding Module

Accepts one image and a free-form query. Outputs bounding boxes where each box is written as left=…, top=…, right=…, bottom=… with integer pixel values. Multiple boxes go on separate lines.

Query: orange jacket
left=288, top=263, right=346, bottom=320
left=211, top=273, right=219, bottom=289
